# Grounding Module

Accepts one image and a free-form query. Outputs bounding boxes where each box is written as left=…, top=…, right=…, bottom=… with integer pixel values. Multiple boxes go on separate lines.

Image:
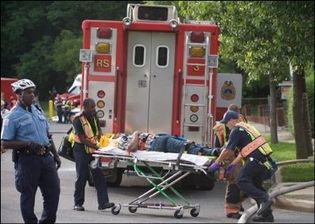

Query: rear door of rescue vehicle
left=126, top=32, right=175, bottom=134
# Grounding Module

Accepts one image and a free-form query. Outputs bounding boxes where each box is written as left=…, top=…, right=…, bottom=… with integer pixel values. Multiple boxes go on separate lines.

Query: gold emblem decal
left=221, top=80, right=236, bottom=100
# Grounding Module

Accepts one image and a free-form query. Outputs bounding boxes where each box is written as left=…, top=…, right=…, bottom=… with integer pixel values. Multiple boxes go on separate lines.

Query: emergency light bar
left=138, top=6, right=169, bottom=21
left=126, top=4, right=179, bottom=23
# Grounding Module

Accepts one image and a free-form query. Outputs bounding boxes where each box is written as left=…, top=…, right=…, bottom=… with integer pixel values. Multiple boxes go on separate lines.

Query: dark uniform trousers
left=73, top=143, right=109, bottom=207
left=223, top=155, right=245, bottom=215
left=236, top=157, right=269, bottom=205
left=15, top=154, right=60, bottom=223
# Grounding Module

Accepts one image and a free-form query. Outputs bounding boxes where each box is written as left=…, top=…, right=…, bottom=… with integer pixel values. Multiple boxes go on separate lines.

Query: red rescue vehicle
left=79, top=4, right=242, bottom=188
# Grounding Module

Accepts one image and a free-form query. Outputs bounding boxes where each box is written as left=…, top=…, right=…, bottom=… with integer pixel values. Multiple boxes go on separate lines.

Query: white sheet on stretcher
left=95, top=146, right=211, bottom=166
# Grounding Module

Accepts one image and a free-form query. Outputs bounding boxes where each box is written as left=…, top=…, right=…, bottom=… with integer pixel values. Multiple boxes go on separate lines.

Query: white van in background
left=58, top=74, right=81, bottom=107
left=68, top=74, right=81, bottom=94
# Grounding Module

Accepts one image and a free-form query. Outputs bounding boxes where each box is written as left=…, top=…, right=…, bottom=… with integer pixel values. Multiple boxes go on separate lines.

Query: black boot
left=257, top=199, right=273, bottom=215
left=252, top=209, right=274, bottom=222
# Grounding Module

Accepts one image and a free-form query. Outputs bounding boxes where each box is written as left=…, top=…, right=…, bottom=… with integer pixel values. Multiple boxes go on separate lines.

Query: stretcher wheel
left=190, top=208, right=199, bottom=217
left=111, top=204, right=121, bottom=215
left=128, top=206, right=137, bottom=213
left=174, top=209, right=183, bottom=219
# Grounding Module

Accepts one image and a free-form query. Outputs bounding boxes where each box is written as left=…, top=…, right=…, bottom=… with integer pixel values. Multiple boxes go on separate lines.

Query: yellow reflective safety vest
left=236, top=122, right=273, bottom=158
left=74, top=115, right=100, bottom=154
left=68, top=131, right=75, bottom=147
left=64, top=100, right=72, bottom=111
left=213, top=122, right=227, bottom=147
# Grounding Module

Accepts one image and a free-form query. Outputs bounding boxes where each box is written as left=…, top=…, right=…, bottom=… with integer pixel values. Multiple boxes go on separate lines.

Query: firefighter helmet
left=11, top=79, right=36, bottom=92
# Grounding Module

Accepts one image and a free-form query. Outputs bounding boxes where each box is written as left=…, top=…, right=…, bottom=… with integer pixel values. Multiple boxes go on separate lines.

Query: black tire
left=190, top=208, right=199, bottom=217
left=190, top=173, right=216, bottom=191
left=111, top=205, right=120, bottom=215
left=174, top=209, right=183, bottom=219
left=104, top=168, right=124, bottom=187
left=89, top=168, right=124, bottom=187
left=128, top=206, right=137, bottom=213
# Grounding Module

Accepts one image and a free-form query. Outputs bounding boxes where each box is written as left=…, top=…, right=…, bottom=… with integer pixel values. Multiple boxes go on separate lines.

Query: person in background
left=1, top=100, right=10, bottom=153
left=228, top=104, right=247, bottom=123
left=1, top=93, right=9, bottom=110
left=54, top=94, right=64, bottom=123
left=1, top=78, right=61, bottom=223
left=209, top=111, right=276, bottom=222
left=72, top=98, right=114, bottom=211
left=1, top=100, right=10, bottom=119
left=213, top=115, right=230, bottom=148
left=63, top=96, right=72, bottom=124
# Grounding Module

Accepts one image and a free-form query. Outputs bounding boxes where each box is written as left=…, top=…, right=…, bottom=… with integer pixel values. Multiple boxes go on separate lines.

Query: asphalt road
left=1, top=121, right=314, bottom=223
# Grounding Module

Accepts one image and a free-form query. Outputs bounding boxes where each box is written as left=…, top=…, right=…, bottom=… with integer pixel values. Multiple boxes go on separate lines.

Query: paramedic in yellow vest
left=72, top=98, right=114, bottom=211
left=210, top=111, right=275, bottom=222
left=213, top=120, right=229, bottom=148
left=63, top=97, right=72, bottom=124
left=212, top=107, right=244, bottom=219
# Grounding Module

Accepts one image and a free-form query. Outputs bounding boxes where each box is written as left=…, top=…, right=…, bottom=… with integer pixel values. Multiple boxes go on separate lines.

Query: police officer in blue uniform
left=209, top=111, right=276, bottom=222
left=1, top=79, right=61, bottom=223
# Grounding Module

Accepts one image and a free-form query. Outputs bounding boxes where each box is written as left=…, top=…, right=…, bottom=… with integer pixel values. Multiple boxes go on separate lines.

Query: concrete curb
left=274, top=196, right=314, bottom=213
left=271, top=163, right=314, bottom=213
left=272, top=181, right=314, bottom=213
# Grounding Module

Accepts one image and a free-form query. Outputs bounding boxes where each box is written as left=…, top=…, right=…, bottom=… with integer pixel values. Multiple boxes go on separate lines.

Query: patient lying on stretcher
left=103, top=131, right=221, bottom=157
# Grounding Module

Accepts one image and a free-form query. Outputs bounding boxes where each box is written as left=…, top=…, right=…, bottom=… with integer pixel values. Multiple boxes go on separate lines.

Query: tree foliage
left=52, top=30, right=81, bottom=81
left=177, top=1, right=314, bottom=156
left=1, top=1, right=139, bottom=99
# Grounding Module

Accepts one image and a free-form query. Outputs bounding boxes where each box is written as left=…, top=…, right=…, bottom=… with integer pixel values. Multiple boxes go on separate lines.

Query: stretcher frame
left=93, top=149, right=213, bottom=219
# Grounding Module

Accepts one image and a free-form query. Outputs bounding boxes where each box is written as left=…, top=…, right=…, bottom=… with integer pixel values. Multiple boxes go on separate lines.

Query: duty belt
left=249, top=156, right=273, bottom=170
left=21, top=145, right=51, bottom=156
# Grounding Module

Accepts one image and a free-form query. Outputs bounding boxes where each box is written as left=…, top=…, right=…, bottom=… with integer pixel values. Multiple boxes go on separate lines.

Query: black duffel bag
left=58, top=128, right=75, bottom=162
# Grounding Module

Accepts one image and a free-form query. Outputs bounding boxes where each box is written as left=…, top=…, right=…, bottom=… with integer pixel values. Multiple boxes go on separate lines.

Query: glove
left=225, top=164, right=236, bottom=176
left=28, top=142, right=44, bottom=154
left=207, top=161, right=220, bottom=173
left=54, top=155, right=61, bottom=170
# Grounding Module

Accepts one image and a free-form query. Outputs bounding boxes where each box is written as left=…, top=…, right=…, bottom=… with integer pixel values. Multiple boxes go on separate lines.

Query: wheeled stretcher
left=93, top=147, right=215, bottom=219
